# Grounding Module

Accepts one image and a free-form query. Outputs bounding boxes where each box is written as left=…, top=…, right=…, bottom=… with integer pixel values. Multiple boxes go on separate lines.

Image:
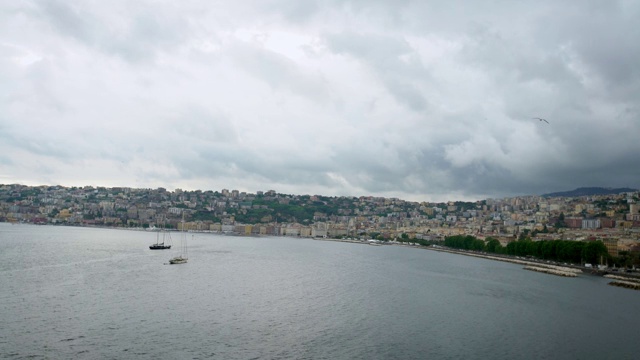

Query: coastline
left=4, top=223, right=640, bottom=288
left=310, top=236, right=640, bottom=286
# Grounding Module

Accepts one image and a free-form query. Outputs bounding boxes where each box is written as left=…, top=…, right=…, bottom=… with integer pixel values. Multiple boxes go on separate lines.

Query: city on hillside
left=2, top=184, right=640, bottom=266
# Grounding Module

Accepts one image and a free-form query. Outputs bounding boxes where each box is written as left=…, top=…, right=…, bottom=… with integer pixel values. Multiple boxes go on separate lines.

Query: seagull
left=533, top=117, right=549, bottom=123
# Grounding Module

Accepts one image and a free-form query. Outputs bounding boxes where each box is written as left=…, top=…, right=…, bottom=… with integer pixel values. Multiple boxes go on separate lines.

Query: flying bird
left=533, top=117, right=549, bottom=123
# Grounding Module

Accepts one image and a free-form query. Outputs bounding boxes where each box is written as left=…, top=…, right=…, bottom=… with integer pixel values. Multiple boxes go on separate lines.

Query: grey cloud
left=34, top=0, right=188, bottom=62
left=0, top=120, right=75, bottom=161
left=265, top=0, right=417, bottom=27
left=543, top=2, right=640, bottom=89
left=384, top=79, right=428, bottom=111
left=37, top=0, right=95, bottom=44
left=325, top=31, right=430, bottom=111
left=228, top=41, right=329, bottom=102
left=172, top=147, right=334, bottom=191
left=261, top=0, right=321, bottom=23
left=327, top=32, right=411, bottom=59
left=2, top=0, right=639, bottom=201
left=172, top=106, right=238, bottom=144
left=104, top=13, right=187, bottom=62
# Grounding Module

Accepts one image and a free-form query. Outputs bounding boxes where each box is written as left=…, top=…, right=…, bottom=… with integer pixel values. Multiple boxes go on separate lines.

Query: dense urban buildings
left=1, top=184, right=639, bottom=261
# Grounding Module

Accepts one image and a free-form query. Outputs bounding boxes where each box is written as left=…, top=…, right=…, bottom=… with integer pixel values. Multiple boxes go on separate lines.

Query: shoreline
left=5, top=222, right=640, bottom=286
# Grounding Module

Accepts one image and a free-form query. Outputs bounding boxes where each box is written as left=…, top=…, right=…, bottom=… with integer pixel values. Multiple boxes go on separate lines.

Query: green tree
left=541, top=241, right=557, bottom=260
left=484, top=237, right=502, bottom=253
left=555, top=212, right=567, bottom=228
left=581, top=241, right=608, bottom=265
left=444, top=235, right=485, bottom=251
left=526, top=240, right=542, bottom=258
left=616, top=251, right=632, bottom=268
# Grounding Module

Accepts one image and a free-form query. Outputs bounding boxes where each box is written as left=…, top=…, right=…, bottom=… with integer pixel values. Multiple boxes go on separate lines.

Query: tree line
left=443, top=235, right=609, bottom=265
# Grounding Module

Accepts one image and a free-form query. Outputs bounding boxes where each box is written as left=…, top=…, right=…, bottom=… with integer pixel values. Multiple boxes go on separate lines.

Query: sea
left=1, top=223, right=638, bottom=359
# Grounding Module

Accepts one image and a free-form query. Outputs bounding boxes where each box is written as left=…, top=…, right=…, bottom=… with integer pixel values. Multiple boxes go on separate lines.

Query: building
left=565, top=217, right=583, bottom=229
left=602, top=238, right=619, bottom=257
left=582, top=218, right=600, bottom=229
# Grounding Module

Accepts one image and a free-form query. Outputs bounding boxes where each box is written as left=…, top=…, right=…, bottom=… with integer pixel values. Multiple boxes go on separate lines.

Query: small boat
left=149, top=225, right=171, bottom=250
left=150, top=243, right=171, bottom=250
left=169, top=213, right=188, bottom=265
left=169, top=255, right=187, bottom=264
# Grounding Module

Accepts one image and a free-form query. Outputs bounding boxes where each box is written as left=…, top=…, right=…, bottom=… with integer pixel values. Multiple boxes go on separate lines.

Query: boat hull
left=169, top=256, right=188, bottom=264
left=149, top=245, right=171, bottom=250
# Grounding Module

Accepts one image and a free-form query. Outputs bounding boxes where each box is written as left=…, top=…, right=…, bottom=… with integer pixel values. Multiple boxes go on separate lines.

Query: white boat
left=169, top=255, right=187, bottom=264
left=169, top=213, right=188, bottom=265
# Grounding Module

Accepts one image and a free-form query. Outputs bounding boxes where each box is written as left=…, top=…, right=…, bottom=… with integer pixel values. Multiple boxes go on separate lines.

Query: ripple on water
left=1, top=225, right=639, bottom=359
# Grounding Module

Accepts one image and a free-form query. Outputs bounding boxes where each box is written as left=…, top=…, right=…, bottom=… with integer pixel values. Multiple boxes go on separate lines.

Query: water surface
left=1, top=223, right=638, bottom=359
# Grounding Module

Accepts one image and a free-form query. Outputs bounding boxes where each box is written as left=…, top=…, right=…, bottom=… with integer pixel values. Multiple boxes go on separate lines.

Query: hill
left=542, top=187, right=637, bottom=198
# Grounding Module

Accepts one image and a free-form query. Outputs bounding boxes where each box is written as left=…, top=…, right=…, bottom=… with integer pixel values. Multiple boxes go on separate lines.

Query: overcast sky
left=2, top=1, right=639, bottom=202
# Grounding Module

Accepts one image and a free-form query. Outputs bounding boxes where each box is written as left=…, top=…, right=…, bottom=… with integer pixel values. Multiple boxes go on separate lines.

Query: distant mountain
left=542, top=187, right=638, bottom=198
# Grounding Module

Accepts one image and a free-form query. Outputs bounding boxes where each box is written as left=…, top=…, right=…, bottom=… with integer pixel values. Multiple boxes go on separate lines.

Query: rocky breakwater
left=523, top=264, right=581, bottom=277
left=604, top=274, right=640, bottom=291
left=430, top=247, right=582, bottom=277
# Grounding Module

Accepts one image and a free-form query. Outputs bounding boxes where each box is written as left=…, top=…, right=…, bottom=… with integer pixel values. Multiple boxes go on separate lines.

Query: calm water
left=1, top=223, right=638, bottom=359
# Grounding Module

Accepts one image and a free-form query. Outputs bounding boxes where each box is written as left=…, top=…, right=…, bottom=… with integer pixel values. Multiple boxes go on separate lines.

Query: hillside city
left=2, top=184, right=640, bottom=261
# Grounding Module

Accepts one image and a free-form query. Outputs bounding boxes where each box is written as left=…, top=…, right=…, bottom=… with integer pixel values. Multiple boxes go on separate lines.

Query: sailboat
left=149, top=223, right=172, bottom=250
left=169, top=213, right=188, bottom=264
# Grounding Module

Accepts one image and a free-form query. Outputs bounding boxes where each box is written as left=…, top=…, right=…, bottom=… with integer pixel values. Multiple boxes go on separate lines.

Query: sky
left=1, top=0, right=639, bottom=202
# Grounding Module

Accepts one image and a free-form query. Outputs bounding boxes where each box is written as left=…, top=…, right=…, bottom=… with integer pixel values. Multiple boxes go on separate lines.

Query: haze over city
left=2, top=1, right=639, bottom=202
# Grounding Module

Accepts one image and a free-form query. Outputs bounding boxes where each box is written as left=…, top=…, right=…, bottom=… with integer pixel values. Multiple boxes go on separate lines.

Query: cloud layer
left=2, top=0, right=639, bottom=201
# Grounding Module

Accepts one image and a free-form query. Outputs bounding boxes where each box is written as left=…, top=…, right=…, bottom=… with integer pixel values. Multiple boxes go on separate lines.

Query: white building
left=582, top=218, right=600, bottom=229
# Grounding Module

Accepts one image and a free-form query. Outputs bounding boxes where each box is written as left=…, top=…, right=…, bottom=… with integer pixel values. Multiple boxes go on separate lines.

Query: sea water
left=1, top=223, right=638, bottom=359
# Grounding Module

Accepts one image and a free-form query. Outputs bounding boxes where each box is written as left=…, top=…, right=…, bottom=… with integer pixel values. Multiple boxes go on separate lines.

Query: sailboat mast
left=168, top=210, right=188, bottom=264
left=182, top=211, right=187, bottom=257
